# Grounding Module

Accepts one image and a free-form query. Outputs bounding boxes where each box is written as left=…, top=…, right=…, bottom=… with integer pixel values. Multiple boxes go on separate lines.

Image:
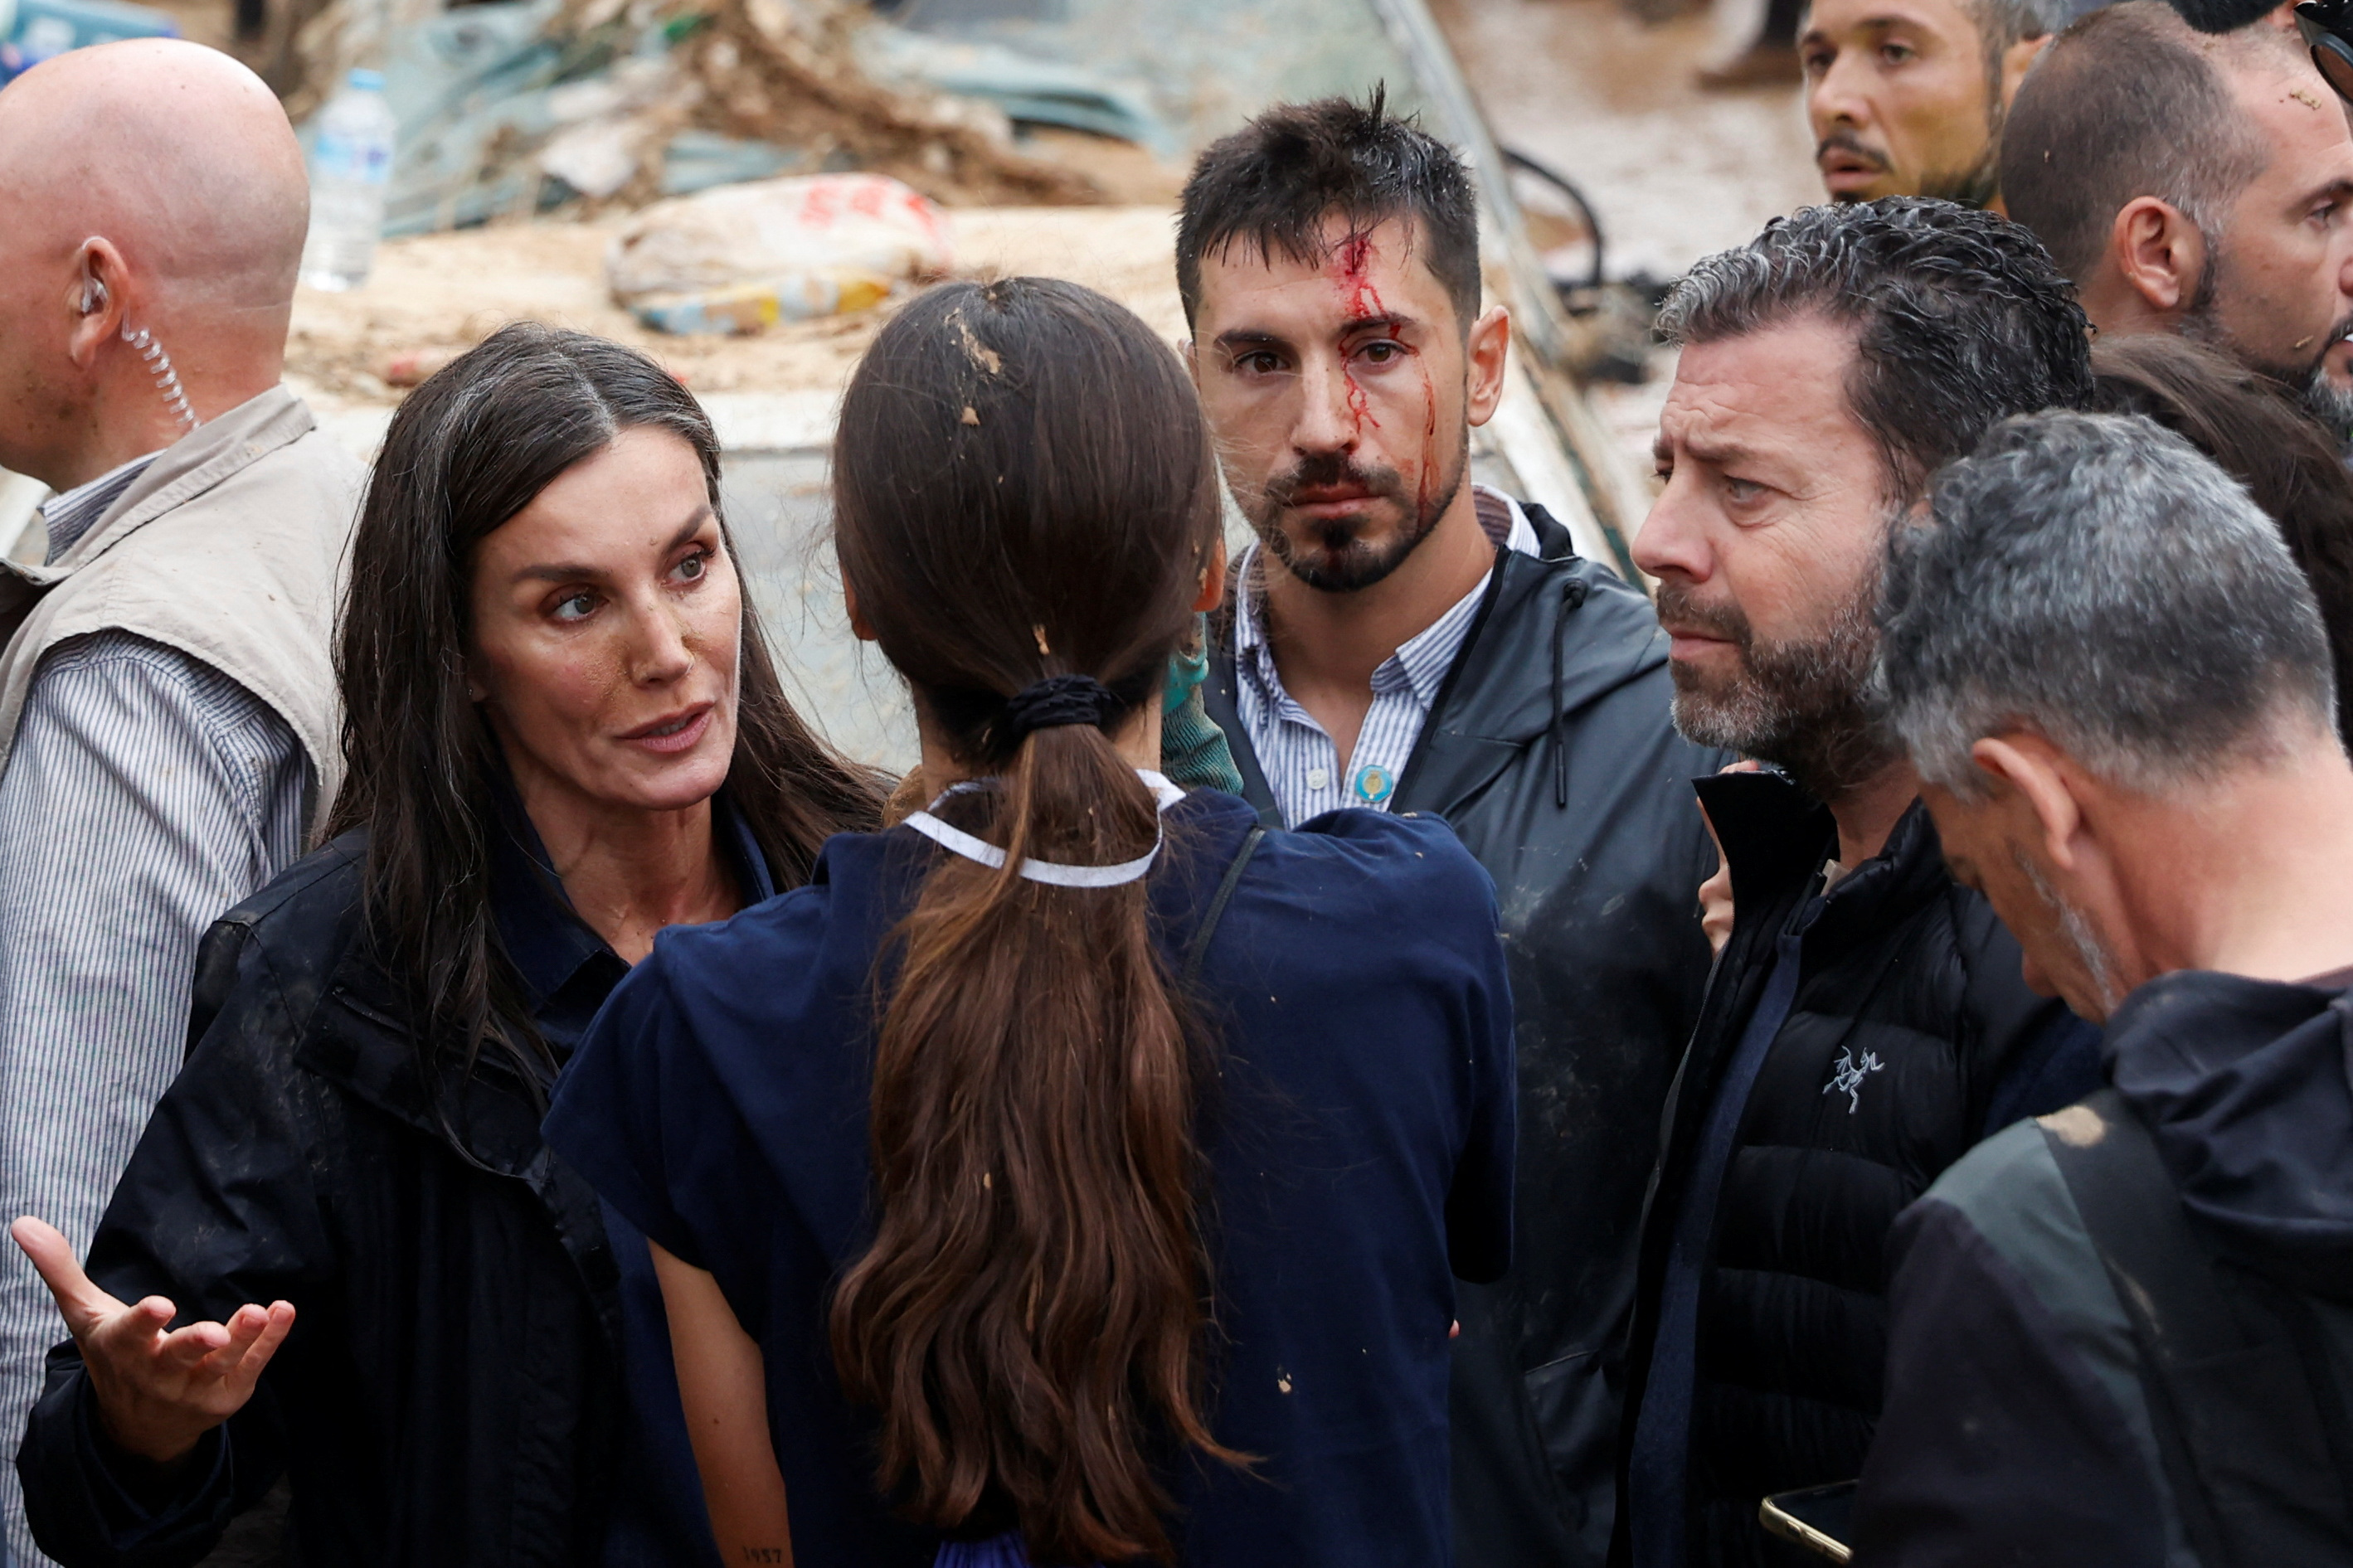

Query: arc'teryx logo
left=1823, top=1048, right=1884, bottom=1114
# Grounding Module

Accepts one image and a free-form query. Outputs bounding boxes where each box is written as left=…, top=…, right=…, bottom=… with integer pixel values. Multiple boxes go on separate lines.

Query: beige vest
left=0, top=386, right=364, bottom=836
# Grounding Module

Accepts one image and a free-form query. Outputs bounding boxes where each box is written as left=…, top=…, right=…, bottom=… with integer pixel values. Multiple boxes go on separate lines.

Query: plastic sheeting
left=366, top=2, right=798, bottom=235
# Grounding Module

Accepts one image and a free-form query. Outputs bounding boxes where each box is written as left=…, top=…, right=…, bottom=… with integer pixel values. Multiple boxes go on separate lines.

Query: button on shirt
left=1234, top=486, right=1541, bottom=828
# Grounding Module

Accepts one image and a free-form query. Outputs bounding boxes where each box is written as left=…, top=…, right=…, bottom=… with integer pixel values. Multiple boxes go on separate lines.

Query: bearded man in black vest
left=1179, top=95, right=1724, bottom=1568
left=1613, top=198, right=2105, bottom=1568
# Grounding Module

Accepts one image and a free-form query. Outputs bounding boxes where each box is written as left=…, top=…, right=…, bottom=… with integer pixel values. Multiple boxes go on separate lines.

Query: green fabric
left=1162, top=613, right=1242, bottom=794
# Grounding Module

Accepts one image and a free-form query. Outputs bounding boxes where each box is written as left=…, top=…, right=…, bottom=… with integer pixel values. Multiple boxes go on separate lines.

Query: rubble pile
left=286, top=0, right=1102, bottom=231
left=674, top=0, right=1101, bottom=206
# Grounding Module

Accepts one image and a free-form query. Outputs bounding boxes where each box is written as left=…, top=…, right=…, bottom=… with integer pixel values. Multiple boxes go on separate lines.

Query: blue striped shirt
left=1234, top=487, right=1540, bottom=828
left=0, top=463, right=311, bottom=1568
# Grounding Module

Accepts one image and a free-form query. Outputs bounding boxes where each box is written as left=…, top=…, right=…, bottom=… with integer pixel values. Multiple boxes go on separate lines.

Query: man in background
left=1802, top=0, right=2065, bottom=209
left=2001, top=1, right=2353, bottom=434
left=1615, top=199, right=2099, bottom=1567
left=1856, top=409, right=2353, bottom=1564
left=1180, top=95, right=1725, bottom=1568
left=0, top=40, right=360, bottom=1563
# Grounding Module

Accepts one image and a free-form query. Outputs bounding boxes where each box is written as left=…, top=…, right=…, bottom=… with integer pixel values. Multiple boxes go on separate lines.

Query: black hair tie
left=999, top=673, right=1116, bottom=741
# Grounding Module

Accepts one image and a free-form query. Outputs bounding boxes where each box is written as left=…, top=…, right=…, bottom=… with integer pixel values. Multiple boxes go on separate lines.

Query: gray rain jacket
left=1854, top=968, right=2353, bottom=1566
left=1205, top=501, right=1724, bottom=1566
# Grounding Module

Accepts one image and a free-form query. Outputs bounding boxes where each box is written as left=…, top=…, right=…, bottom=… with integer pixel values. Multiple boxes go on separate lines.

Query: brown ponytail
left=827, top=279, right=1237, bottom=1564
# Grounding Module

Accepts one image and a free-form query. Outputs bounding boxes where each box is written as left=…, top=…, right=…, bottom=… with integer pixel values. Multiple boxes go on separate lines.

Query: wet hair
left=1657, top=197, right=2094, bottom=501
left=328, top=323, right=883, bottom=1123
left=1965, top=0, right=2069, bottom=60
left=824, top=278, right=1232, bottom=1564
left=1999, top=2, right=2286, bottom=283
left=1882, top=410, right=2337, bottom=794
left=2088, top=333, right=2353, bottom=745
left=1175, top=86, right=1481, bottom=335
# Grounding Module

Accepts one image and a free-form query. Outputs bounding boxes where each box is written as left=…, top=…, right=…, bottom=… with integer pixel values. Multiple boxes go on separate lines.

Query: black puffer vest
left=1614, top=769, right=2098, bottom=1566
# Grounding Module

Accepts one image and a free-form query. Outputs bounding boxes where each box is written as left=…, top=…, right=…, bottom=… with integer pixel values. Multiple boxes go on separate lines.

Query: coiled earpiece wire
left=75, top=259, right=199, bottom=437
left=121, top=321, right=197, bottom=434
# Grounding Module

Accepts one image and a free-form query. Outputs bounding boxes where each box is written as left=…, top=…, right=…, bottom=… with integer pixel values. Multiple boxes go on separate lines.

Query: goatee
left=1251, top=434, right=1467, bottom=594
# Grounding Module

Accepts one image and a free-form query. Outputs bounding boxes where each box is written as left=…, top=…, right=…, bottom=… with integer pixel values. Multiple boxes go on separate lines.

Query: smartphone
left=1759, top=1480, right=1855, bottom=1563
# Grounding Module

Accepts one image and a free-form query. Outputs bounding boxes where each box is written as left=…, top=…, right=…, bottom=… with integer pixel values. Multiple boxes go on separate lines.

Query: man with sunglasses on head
left=2001, top=0, right=2353, bottom=439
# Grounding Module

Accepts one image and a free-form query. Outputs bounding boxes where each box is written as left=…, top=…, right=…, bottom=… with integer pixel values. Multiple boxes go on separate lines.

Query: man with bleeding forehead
left=1180, top=93, right=1727, bottom=1568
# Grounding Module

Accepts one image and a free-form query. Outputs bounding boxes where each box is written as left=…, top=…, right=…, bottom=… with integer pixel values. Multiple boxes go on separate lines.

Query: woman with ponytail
left=546, top=278, right=1516, bottom=1567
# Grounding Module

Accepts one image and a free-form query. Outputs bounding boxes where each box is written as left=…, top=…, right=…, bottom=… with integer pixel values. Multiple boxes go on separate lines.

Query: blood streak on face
left=1414, top=355, right=1440, bottom=520
left=1332, top=231, right=1383, bottom=434
left=1334, top=229, right=1446, bottom=520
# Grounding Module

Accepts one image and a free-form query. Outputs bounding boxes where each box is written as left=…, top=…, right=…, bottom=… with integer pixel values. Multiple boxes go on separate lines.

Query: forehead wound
left=1208, top=214, right=1422, bottom=274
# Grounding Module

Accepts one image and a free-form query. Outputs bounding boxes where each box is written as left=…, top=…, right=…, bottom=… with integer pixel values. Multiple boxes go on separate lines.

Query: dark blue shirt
left=1628, top=899, right=1825, bottom=1566
left=545, top=789, right=1517, bottom=1567
left=492, top=794, right=777, bottom=1568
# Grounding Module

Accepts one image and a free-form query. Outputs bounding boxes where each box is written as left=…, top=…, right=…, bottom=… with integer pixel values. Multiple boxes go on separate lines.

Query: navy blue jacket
left=546, top=789, right=1518, bottom=1567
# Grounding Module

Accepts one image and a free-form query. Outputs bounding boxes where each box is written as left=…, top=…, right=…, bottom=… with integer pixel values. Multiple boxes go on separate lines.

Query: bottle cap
left=347, top=66, right=386, bottom=91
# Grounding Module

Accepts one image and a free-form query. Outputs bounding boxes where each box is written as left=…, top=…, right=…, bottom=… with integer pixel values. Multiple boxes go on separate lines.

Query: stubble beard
left=1829, top=71, right=2001, bottom=209
left=2180, top=243, right=2353, bottom=442
left=2015, top=845, right=2126, bottom=1017
left=1248, top=429, right=1470, bottom=594
left=1659, top=573, right=1904, bottom=806
left=2299, top=359, right=2353, bottom=446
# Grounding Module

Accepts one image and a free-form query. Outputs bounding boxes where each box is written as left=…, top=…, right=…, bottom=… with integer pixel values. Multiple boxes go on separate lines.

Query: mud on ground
left=286, top=202, right=1187, bottom=410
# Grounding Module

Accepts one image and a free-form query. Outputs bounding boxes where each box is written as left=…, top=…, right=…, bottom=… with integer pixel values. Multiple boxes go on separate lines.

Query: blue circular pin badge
left=1352, top=764, right=1396, bottom=806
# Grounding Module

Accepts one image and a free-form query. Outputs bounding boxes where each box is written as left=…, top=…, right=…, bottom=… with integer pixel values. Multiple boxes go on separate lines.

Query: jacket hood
left=1441, top=517, right=1672, bottom=749
left=2107, top=970, right=2353, bottom=1300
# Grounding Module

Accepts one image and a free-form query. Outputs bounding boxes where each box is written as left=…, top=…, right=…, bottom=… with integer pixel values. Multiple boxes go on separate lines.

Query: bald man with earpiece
left=0, top=40, right=362, bottom=1565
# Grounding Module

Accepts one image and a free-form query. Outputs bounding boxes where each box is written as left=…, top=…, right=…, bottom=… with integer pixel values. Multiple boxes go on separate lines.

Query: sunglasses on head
left=2298, top=0, right=2353, bottom=104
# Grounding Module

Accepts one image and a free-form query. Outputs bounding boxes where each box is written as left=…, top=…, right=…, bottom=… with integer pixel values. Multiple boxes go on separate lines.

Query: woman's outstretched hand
left=11, top=1216, right=294, bottom=1466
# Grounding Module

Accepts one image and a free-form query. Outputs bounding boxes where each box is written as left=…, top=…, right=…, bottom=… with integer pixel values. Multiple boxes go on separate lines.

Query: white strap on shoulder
left=902, top=769, right=1184, bottom=888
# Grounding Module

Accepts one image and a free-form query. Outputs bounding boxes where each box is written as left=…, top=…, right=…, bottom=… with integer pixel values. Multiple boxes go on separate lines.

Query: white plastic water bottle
left=299, top=68, right=396, bottom=292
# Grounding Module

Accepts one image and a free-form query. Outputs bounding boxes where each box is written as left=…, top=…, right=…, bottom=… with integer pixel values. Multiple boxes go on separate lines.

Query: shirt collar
left=488, top=780, right=775, bottom=1040
left=1233, top=483, right=1536, bottom=698
left=39, top=449, right=163, bottom=559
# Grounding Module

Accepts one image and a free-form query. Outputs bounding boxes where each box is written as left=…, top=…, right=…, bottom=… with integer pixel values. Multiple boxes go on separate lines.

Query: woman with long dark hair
left=9, top=323, right=883, bottom=1566
left=545, top=278, right=1517, bottom=1567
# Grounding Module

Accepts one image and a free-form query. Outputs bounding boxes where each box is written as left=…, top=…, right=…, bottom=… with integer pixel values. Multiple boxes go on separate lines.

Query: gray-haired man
left=1855, top=410, right=2353, bottom=1564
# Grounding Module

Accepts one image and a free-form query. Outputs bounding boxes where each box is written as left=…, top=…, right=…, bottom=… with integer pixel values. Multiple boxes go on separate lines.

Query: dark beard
left=2181, top=242, right=2353, bottom=439
left=1657, top=575, right=1903, bottom=804
left=1249, top=433, right=1467, bottom=593
left=1913, top=148, right=2002, bottom=211
left=1825, top=75, right=2001, bottom=208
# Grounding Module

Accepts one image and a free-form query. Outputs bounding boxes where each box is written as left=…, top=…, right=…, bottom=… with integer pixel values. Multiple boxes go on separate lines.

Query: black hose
left=1502, top=145, right=1607, bottom=294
